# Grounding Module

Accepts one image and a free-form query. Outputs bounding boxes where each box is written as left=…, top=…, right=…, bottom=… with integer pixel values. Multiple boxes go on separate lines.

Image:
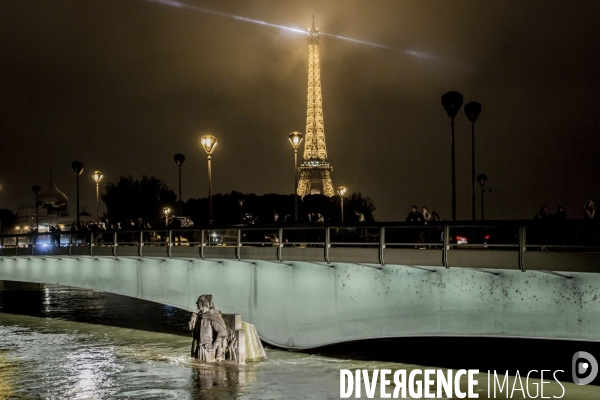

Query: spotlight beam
left=144, top=0, right=437, bottom=60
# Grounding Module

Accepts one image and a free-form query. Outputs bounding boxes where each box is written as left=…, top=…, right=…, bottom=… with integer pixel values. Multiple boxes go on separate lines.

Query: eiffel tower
left=297, top=18, right=335, bottom=198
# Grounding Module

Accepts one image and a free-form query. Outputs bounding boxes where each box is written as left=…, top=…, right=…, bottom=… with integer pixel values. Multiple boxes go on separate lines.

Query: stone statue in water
left=189, top=294, right=228, bottom=362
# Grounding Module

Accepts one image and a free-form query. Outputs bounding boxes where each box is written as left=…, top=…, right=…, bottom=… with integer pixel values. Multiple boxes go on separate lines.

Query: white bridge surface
left=1, top=254, right=600, bottom=349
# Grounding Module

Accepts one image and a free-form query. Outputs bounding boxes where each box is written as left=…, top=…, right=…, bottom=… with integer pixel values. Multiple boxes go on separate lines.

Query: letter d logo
left=572, top=351, right=598, bottom=385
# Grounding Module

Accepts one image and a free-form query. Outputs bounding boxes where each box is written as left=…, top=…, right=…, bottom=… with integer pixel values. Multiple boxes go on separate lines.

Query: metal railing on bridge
left=1, top=221, right=599, bottom=274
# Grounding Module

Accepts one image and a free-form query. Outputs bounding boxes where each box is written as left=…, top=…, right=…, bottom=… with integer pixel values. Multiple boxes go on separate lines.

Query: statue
left=189, top=294, right=228, bottom=362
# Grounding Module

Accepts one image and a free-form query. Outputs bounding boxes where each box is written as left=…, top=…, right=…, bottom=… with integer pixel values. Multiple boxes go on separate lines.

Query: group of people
left=405, top=206, right=440, bottom=224
left=533, top=201, right=596, bottom=222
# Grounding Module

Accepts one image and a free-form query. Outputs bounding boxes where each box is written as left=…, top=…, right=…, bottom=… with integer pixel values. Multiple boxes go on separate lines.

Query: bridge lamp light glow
left=337, top=186, right=347, bottom=223
left=92, top=171, right=103, bottom=224
left=200, top=135, right=217, bottom=155
left=289, top=131, right=303, bottom=223
left=163, top=207, right=171, bottom=228
left=200, top=135, right=217, bottom=225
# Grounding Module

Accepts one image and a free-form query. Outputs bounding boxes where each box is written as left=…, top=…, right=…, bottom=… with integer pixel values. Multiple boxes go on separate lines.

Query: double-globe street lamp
left=288, top=131, right=303, bottom=223
left=71, top=161, right=84, bottom=227
left=173, top=153, right=186, bottom=216
left=465, top=101, right=482, bottom=221
left=92, top=171, right=103, bottom=224
left=477, top=174, right=492, bottom=221
left=441, top=91, right=463, bottom=221
left=200, top=135, right=217, bottom=225
left=337, top=186, right=347, bottom=223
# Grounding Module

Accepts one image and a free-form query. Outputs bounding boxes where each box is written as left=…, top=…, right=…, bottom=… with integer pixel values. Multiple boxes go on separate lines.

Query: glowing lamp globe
left=201, top=135, right=217, bottom=155
left=288, top=131, right=303, bottom=149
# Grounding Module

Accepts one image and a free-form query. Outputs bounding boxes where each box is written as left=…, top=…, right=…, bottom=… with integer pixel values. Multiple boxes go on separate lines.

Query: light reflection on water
left=0, top=287, right=599, bottom=399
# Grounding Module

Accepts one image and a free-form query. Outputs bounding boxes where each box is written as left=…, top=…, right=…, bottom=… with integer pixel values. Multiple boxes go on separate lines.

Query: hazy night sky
left=1, top=0, right=599, bottom=221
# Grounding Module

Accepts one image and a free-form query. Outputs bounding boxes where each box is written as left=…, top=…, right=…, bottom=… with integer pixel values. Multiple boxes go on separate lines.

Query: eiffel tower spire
left=297, top=18, right=334, bottom=198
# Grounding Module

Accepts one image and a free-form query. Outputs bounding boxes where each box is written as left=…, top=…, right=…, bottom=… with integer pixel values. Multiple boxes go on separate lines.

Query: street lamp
left=288, top=131, right=303, bottom=222
left=337, top=186, right=347, bottom=223
left=71, top=161, right=84, bottom=226
left=477, top=174, right=492, bottom=221
left=173, top=153, right=186, bottom=216
left=200, top=135, right=217, bottom=225
left=32, top=185, right=41, bottom=231
left=163, top=207, right=171, bottom=228
left=91, top=171, right=103, bottom=224
left=441, top=91, right=464, bottom=221
left=238, top=198, right=245, bottom=223
left=465, top=101, right=482, bottom=221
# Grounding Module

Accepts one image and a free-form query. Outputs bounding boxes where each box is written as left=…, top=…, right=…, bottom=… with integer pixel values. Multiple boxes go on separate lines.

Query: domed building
left=15, top=176, right=92, bottom=233
left=38, top=179, right=69, bottom=214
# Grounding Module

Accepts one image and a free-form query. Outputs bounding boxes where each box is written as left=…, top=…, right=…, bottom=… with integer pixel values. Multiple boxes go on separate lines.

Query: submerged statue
left=189, top=294, right=228, bottom=362
left=189, top=294, right=266, bottom=364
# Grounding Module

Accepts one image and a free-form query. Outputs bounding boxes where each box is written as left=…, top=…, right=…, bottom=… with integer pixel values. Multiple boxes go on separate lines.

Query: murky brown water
left=0, top=287, right=599, bottom=399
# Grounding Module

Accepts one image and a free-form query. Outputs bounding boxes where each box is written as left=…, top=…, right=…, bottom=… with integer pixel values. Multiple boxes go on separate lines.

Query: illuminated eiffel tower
left=297, top=18, right=335, bottom=198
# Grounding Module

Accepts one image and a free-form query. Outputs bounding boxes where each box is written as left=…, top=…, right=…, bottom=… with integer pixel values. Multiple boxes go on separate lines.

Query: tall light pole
left=32, top=185, right=41, bottom=230
left=71, top=161, right=84, bottom=226
left=200, top=135, right=217, bottom=225
left=442, top=91, right=463, bottom=221
left=289, top=131, right=303, bottom=222
left=337, top=186, right=347, bottom=223
left=173, top=153, right=186, bottom=216
left=92, top=171, right=103, bottom=224
left=465, top=101, right=482, bottom=221
left=477, top=174, right=492, bottom=221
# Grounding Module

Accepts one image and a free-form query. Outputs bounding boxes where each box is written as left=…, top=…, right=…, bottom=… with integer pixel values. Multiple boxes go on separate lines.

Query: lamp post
left=91, top=171, right=103, bottom=224
left=238, top=198, right=245, bottom=223
left=465, top=101, right=482, bottom=221
left=173, top=153, right=186, bottom=216
left=477, top=174, right=492, bottom=220
left=71, top=161, right=84, bottom=226
left=163, top=207, right=171, bottom=228
left=337, top=186, right=347, bottom=223
left=200, top=135, right=217, bottom=225
left=32, top=185, right=41, bottom=230
left=441, top=91, right=464, bottom=221
left=288, top=131, right=303, bottom=223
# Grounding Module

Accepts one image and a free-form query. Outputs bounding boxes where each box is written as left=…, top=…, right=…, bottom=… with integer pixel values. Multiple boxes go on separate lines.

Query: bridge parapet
left=1, top=221, right=599, bottom=273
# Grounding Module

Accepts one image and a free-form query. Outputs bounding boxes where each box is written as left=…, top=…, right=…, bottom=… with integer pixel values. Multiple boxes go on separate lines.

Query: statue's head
left=196, top=294, right=214, bottom=313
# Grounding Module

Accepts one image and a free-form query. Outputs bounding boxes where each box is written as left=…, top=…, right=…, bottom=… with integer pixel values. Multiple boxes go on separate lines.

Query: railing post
left=200, top=229, right=205, bottom=260
left=15, top=236, right=18, bottom=257
left=236, top=228, right=241, bottom=261
left=519, top=226, right=526, bottom=272
left=113, top=231, right=117, bottom=257
left=443, top=225, right=450, bottom=268
left=325, top=226, right=330, bottom=264
left=277, top=227, right=283, bottom=262
left=379, top=226, right=385, bottom=266
left=90, top=232, right=94, bottom=257
left=1, top=237, right=3, bottom=257
left=168, top=230, right=172, bottom=258
left=69, top=233, right=72, bottom=257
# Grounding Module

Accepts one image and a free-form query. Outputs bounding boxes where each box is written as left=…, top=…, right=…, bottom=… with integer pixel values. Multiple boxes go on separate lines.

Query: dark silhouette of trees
left=102, top=176, right=176, bottom=226
left=182, top=191, right=376, bottom=226
left=0, top=209, right=16, bottom=232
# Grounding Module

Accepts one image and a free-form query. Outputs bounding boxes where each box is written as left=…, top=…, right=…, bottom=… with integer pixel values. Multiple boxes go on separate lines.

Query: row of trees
left=101, top=176, right=376, bottom=227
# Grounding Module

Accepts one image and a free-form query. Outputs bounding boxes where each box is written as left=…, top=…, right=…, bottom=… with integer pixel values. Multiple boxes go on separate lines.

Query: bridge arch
left=2, top=255, right=600, bottom=348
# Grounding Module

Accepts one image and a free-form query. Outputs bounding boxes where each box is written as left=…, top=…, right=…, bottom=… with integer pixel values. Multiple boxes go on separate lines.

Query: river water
left=0, top=286, right=599, bottom=399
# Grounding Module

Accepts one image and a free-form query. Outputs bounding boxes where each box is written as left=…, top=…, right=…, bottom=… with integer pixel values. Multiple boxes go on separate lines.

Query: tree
left=0, top=209, right=16, bottom=233
left=102, top=176, right=176, bottom=226
left=347, top=192, right=376, bottom=222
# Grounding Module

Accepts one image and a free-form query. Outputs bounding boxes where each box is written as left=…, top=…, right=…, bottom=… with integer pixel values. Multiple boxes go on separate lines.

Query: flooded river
left=0, top=286, right=598, bottom=399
